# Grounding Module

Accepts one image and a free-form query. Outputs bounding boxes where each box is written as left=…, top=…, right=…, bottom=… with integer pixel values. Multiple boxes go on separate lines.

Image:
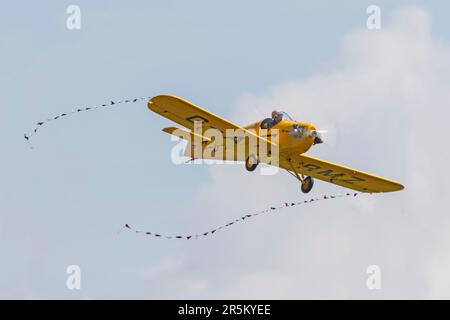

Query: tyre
left=245, top=154, right=258, bottom=172
left=301, top=176, right=314, bottom=193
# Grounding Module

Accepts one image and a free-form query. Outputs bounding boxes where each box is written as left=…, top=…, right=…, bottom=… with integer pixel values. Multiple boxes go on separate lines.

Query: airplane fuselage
left=244, top=119, right=317, bottom=155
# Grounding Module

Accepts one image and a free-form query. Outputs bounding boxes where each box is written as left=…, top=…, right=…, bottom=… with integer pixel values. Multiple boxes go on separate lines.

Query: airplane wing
left=149, top=95, right=241, bottom=134
left=149, top=95, right=275, bottom=161
left=279, top=152, right=404, bottom=193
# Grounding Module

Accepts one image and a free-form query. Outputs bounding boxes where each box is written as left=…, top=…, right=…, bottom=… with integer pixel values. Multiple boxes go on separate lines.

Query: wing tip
left=147, top=94, right=195, bottom=114
left=371, top=181, right=405, bottom=193
left=393, top=182, right=405, bottom=192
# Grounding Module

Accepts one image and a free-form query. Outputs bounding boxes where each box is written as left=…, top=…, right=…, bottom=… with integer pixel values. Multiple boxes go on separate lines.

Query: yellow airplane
left=148, top=95, right=404, bottom=194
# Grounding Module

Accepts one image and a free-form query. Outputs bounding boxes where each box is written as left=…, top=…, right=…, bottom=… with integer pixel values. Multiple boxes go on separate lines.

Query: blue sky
left=2, top=1, right=450, bottom=299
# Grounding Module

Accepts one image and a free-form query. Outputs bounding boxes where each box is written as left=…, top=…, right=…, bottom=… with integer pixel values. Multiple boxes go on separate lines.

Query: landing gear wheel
left=245, top=154, right=258, bottom=172
left=301, top=176, right=314, bottom=193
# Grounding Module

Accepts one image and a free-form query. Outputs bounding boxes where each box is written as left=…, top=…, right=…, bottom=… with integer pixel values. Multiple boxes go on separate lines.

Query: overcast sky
left=1, top=1, right=450, bottom=299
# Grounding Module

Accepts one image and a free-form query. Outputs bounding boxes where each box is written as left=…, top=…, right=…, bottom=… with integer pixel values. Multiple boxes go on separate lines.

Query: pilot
left=271, top=110, right=283, bottom=125
left=261, top=110, right=283, bottom=129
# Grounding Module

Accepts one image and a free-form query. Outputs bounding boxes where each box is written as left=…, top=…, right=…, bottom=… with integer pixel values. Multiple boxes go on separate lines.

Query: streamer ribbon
left=123, top=192, right=361, bottom=240
left=24, top=96, right=152, bottom=147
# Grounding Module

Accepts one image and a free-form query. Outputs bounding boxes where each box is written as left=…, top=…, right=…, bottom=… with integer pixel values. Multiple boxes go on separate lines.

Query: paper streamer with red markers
left=24, top=96, right=151, bottom=147
left=122, top=192, right=361, bottom=240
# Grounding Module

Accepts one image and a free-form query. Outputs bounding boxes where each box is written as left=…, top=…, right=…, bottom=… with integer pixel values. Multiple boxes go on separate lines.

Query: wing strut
left=285, top=157, right=304, bottom=183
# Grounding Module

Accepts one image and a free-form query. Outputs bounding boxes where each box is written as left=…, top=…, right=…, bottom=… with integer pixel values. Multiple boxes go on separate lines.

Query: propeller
left=310, top=129, right=325, bottom=144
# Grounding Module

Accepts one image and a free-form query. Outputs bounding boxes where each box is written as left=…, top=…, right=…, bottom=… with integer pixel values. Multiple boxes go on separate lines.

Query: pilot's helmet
left=271, top=110, right=283, bottom=122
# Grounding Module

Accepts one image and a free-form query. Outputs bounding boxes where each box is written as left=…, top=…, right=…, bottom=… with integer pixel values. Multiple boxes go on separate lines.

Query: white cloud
left=142, top=7, right=450, bottom=299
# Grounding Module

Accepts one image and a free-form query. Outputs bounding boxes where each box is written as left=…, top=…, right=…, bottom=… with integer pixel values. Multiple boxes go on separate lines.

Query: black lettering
left=186, top=115, right=209, bottom=123
left=317, top=170, right=346, bottom=181
left=300, top=163, right=321, bottom=171
left=340, top=176, right=365, bottom=184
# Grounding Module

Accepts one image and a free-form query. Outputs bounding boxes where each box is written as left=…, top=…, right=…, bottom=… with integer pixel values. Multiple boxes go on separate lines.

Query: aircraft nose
left=307, top=124, right=323, bottom=144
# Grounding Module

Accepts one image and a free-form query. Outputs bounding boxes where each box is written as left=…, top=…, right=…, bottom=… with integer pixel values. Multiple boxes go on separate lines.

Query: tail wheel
left=245, top=154, right=258, bottom=172
left=301, top=176, right=314, bottom=193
